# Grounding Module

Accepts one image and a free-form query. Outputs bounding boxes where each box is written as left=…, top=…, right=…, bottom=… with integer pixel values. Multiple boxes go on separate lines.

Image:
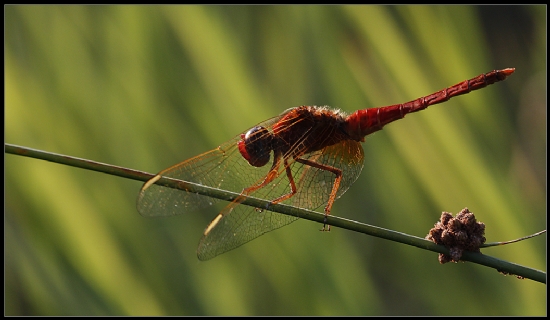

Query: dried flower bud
left=426, top=208, right=486, bottom=264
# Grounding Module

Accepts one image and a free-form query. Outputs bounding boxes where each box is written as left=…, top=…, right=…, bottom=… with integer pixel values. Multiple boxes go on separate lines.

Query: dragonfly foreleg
left=266, top=158, right=298, bottom=206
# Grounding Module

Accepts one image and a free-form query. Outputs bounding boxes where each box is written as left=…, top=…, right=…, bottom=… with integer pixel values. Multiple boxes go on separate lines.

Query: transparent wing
left=196, top=204, right=298, bottom=260
left=136, top=114, right=284, bottom=217
left=288, top=139, right=365, bottom=209
left=197, top=139, right=364, bottom=260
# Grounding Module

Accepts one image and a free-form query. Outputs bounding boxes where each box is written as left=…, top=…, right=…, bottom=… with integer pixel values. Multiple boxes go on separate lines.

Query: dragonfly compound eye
left=238, top=126, right=273, bottom=167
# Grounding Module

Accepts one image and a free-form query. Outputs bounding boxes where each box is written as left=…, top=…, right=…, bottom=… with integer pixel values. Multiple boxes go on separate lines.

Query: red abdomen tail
left=345, top=68, right=515, bottom=141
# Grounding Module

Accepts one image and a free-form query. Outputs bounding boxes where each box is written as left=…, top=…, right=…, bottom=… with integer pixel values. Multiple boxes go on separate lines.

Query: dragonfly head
left=238, top=126, right=274, bottom=167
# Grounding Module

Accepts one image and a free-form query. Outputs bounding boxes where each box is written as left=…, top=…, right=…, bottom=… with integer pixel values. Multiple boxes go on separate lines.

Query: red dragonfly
left=137, top=68, right=515, bottom=260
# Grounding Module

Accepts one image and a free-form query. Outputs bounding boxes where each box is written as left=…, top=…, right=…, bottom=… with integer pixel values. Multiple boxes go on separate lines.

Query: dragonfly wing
left=136, top=138, right=246, bottom=217
left=286, top=139, right=365, bottom=210
left=196, top=139, right=364, bottom=260
left=137, top=115, right=284, bottom=217
left=197, top=202, right=298, bottom=260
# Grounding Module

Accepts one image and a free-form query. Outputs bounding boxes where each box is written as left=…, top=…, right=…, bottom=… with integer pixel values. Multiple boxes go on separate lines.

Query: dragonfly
left=137, top=68, right=515, bottom=260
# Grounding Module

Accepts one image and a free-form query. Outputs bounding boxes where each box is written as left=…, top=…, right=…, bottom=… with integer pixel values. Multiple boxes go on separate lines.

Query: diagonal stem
left=5, top=143, right=546, bottom=283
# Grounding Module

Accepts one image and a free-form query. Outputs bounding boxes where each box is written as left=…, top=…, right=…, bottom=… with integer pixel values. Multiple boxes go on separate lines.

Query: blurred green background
left=5, top=5, right=546, bottom=316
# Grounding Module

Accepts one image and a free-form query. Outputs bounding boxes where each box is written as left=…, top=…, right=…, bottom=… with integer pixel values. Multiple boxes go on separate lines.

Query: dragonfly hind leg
left=294, top=157, right=343, bottom=232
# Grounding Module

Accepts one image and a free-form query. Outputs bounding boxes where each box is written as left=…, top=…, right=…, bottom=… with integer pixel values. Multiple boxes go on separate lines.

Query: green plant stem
left=5, top=143, right=546, bottom=283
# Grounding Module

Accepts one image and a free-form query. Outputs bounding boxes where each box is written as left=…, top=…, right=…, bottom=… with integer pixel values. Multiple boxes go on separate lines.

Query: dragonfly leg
left=203, top=152, right=284, bottom=236
left=266, top=158, right=298, bottom=206
left=241, top=151, right=283, bottom=195
left=295, top=157, right=342, bottom=231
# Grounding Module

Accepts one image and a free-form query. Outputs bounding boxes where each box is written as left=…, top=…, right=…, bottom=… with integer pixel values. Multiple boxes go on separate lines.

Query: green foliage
left=5, top=5, right=546, bottom=315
